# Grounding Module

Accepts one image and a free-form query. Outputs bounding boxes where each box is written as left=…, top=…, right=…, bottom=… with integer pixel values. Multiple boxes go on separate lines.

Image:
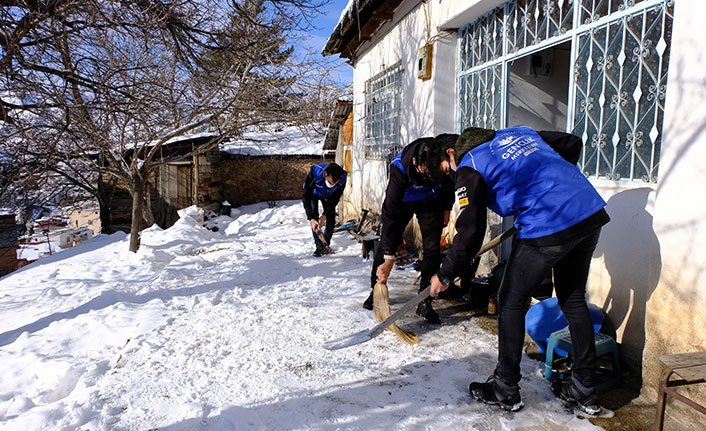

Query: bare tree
left=0, top=0, right=338, bottom=251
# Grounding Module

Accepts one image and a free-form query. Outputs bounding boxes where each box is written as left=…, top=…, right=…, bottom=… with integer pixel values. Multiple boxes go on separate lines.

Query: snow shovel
left=323, top=226, right=518, bottom=351
left=314, top=227, right=334, bottom=254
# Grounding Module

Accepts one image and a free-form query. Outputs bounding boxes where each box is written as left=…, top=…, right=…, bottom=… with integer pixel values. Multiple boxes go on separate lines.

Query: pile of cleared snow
left=0, top=201, right=608, bottom=430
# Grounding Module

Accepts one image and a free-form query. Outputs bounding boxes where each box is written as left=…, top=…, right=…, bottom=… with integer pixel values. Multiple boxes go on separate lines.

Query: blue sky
left=300, top=0, right=353, bottom=86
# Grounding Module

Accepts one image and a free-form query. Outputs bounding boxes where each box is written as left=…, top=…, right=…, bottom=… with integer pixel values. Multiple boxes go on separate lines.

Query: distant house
left=99, top=124, right=334, bottom=232
left=98, top=134, right=224, bottom=233
left=0, top=213, right=24, bottom=276
left=64, top=206, right=101, bottom=233
left=323, top=0, right=706, bottom=425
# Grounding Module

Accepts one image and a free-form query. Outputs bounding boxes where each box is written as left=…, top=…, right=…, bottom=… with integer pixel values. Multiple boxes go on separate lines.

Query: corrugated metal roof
left=323, top=100, right=353, bottom=150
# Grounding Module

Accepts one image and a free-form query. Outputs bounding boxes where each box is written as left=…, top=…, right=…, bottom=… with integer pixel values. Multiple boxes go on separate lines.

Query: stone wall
left=0, top=214, right=20, bottom=276
left=219, top=155, right=333, bottom=207
left=0, top=247, right=17, bottom=276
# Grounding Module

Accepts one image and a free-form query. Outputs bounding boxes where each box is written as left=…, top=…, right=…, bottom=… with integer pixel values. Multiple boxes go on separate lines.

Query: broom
left=370, top=226, right=519, bottom=346
left=314, top=227, right=333, bottom=254
left=373, top=282, right=419, bottom=345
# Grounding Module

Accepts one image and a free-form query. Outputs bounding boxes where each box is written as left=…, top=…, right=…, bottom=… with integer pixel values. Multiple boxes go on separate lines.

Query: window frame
left=363, top=61, right=403, bottom=161
left=457, top=0, right=673, bottom=184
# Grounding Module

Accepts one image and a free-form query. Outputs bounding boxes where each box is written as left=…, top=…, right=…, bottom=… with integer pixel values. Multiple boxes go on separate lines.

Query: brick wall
left=219, top=155, right=333, bottom=207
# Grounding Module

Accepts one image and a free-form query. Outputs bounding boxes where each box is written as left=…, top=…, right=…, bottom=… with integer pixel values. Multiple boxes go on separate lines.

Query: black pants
left=493, top=227, right=602, bottom=391
left=305, top=197, right=336, bottom=250
left=370, top=201, right=444, bottom=292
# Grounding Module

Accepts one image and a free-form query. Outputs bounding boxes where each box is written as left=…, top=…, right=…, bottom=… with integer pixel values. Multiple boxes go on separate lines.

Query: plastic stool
left=544, top=327, right=621, bottom=391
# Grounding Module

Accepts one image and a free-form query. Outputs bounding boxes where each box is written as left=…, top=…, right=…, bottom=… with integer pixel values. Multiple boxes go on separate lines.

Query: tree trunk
left=143, top=179, right=156, bottom=226
left=129, top=177, right=145, bottom=252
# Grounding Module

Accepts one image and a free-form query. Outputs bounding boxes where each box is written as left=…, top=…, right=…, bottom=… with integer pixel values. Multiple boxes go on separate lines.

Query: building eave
left=322, top=0, right=405, bottom=60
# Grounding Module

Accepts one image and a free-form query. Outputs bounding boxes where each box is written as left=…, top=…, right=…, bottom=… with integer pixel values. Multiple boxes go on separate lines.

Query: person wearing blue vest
left=430, top=126, right=610, bottom=414
left=302, top=162, right=347, bottom=256
left=363, top=136, right=456, bottom=324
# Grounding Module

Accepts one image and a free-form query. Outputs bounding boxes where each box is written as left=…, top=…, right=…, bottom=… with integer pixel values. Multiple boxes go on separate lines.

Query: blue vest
left=390, top=151, right=442, bottom=202
left=457, top=126, right=606, bottom=239
left=304, top=163, right=347, bottom=198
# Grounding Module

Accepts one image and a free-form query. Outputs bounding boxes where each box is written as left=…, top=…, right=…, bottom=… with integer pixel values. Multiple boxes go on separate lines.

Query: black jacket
left=378, top=140, right=455, bottom=256
left=438, top=130, right=608, bottom=282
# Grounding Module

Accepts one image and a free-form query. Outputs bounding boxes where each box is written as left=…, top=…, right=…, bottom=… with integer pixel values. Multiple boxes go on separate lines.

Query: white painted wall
left=346, top=3, right=705, bottom=413
left=640, top=0, right=706, bottom=413
left=436, top=0, right=506, bottom=30
left=350, top=0, right=459, bottom=215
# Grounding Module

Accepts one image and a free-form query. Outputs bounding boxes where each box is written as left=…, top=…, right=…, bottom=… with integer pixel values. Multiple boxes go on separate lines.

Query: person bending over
left=431, top=126, right=609, bottom=414
left=364, top=136, right=455, bottom=324
left=302, top=162, right=347, bottom=256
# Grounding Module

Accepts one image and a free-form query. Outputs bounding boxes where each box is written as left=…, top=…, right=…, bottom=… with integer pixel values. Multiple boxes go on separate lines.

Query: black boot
left=552, top=376, right=601, bottom=415
left=415, top=298, right=440, bottom=324
left=469, top=375, right=524, bottom=412
left=362, top=289, right=374, bottom=310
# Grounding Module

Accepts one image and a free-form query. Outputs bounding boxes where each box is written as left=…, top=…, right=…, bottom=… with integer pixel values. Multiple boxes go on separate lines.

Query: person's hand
left=430, top=274, right=449, bottom=297
left=319, top=215, right=326, bottom=226
left=443, top=210, right=450, bottom=227
left=310, top=219, right=319, bottom=231
left=376, top=259, right=395, bottom=284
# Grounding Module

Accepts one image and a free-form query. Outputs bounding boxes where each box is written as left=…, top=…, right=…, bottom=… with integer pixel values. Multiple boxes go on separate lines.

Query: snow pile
left=0, top=201, right=607, bottom=430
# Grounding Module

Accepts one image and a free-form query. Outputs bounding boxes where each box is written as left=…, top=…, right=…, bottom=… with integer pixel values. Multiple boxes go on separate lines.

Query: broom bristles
left=373, top=282, right=419, bottom=345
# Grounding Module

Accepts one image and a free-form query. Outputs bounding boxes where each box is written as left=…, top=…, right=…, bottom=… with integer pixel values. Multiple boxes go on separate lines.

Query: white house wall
left=437, top=0, right=506, bottom=30
left=642, top=0, right=706, bottom=414
left=347, top=1, right=703, bottom=416
left=351, top=0, right=458, bottom=215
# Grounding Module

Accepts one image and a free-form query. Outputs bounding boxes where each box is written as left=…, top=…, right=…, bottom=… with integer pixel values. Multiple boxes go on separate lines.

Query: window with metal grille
left=364, top=62, right=402, bottom=160
left=458, top=0, right=673, bottom=183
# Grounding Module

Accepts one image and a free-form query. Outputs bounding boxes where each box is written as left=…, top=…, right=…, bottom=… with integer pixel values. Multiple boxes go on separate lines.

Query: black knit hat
left=454, top=127, right=496, bottom=165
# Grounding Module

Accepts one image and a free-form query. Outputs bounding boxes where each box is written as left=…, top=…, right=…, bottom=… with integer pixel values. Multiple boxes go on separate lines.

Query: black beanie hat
left=454, top=127, right=496, bottom=165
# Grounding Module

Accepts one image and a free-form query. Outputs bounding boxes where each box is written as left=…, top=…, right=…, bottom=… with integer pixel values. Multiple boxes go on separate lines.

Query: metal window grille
left=506, top=0, right=576, bottom=54
left=459, top=64, right=504, bottom=130
left=572, top=1, right=673, bottom=182
left=364, top=62, right=402, bottom=160
left=457, top=0, right=673, bottom=183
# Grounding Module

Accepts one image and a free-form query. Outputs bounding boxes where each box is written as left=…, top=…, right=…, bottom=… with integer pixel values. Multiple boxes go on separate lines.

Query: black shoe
left=415, top=299, right=441, bottom=324
left=313, top=248, right=323, bottom=257
left=362, top=290, right=374, bottom=310
left=469, top=376, right=524, bottom=412
left=552, top=377, right=601, bottom=415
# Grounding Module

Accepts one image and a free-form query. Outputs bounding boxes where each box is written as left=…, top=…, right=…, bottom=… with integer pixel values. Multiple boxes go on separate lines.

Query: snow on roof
left=337, top=0, right=357, bottom=29
left=321, top=0, right=357, bottom=55
left=0, top=208, right=16, bottom=216
left=17, top=241, right=61, bottom=261
left=163, top=132, right=220, bottom=146
left=220, top=124, right=326, bottom=156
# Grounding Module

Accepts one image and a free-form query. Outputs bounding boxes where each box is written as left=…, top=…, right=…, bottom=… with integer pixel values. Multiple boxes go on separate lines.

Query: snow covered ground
left=0, top=201, right=608, bottom=430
